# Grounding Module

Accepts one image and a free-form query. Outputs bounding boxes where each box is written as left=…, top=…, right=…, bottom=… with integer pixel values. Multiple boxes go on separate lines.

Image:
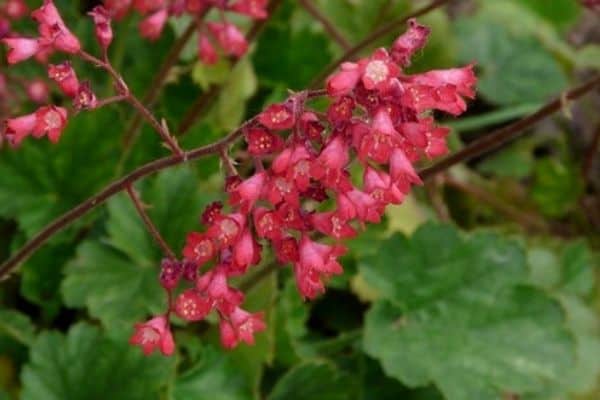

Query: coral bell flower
left=232, top=229, right=262, bottom=272
left=258, top=103, right=295, bottom=130
left=5, top=113, right=37, bottom=146
left=33, top=105, right=68, bottom=143
left=139, top=8, right=168, bottom=41
left=229, top=0, right=268, bottom=19
left=295, top=235, right=346, bottom=299
left=104, top=0, right=132, bottom=20
left=359, top=48, right=399, bottom=92
left=245, top=127, right=284, bottom=156
left=129, top=315, right=175, bottom=356
left=219, top=307, right=266, bottom=349
left=390, top=18, right=431, bottom=66
left=2, top=37, right=40, bottom=64
left=326, top=62, right=361, bottom=97
left=48, top=61, right=79, bottom=97
left=174, top=289, right=212, bottom=321
left=228, top=171, right=267, bottom=213
left=207, top=22, right=248, bottom=58
left=198, top=34, right=218, bottom=65
left=183, top=232, right=215, bottom=266
left=88, top=6, right=113, bottom=50
left=32, top=0, right=81, bottom=54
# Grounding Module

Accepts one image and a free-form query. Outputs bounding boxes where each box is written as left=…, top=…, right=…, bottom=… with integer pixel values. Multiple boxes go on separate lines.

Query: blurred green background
left=0, top=0, right=599, bottom=399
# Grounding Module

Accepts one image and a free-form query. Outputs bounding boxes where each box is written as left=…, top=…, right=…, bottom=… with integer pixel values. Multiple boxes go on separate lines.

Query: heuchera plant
left=1, top=0, right=475, bottom=356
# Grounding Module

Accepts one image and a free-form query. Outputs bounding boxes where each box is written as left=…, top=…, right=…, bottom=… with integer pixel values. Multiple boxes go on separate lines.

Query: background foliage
left=1, top=0, right=599, bottom=399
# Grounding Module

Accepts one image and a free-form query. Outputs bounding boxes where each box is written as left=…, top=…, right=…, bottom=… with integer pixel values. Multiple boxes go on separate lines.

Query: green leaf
left=267, top=360, right=357, bottom=400
left=518, top=0, right=580, bottom=30
left=361, top=224, right=575, bottom=399
left=215, top=57, right=258, bottom=131
left=531, top=158, right=584, bottom=218
left=21, top=323, right=173, bottom=400
left=477, top=141, right=535, bottom=179
left=61, top=167, right=210, bottom=337
left=228, top=270, right=278, bottom=396
left=0, top=109, right=122, bottom=238
left=0, top=309, right=35, bottom=346
left=20, top=243, right=73, bottom=319
left=454, top=15, right=567, bottom=106
left=173, top=346, right=253, bottom=400
left=253, top=3, right=333, bottom=90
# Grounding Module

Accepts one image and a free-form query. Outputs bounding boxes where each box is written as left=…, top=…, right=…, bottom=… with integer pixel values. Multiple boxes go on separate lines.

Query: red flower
left=326, top=62, right=361, bottom=97
left=219, top=307, right=266, bottom=349
left=4, top=113, right=37, bottom=146
left=34, top=106, right=66, bottom=142
left=258, top=103, right=295, bottom=130
left=133, top=0, right=166, bottom=14
left=274, top=236, right=299, bottom=264
left=104, top=0, right=132, bottom=20
left=129, top=315, right=175, bottom=356
left=139, top=8, right=168, bottom=41
left=183, top=232, right=215, bottom=265
left=390, top=18, right=430, bottom=66
left=229, top=0, right=268, bottom=19
left=88, top=5, right=113, bottom=50
left=232, top=228, right=262, bottom=272
left=198, top=34, right=218, bottom=65
left=48, top=61, right=79, bottom=97
left=253, top=207, right=283, bottom=241
left=295, top=235, right=345, bottom=299
left=206, top=214, right=244, bottom=248
left=207, top=22, right=248, bottom=58
left=245, top=127, right=284, bottom=155
left=359, top=48, right=399, bottom=92
left=310, top=211, right=356, bottom=239
left=229, top=171, right=267, bottom=213
left=32, top=0, right=81, bottom=54
left=174, top=289, right=213, bottom=321
left=196, top=266, right=244, bottom=314
left=159, top=259, right=183, bottom=290
left=2, top=37, right=40, bottom=64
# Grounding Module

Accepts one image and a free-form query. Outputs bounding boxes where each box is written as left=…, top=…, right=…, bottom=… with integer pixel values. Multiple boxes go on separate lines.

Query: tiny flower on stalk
left=129, top=315, right=175, bottom=356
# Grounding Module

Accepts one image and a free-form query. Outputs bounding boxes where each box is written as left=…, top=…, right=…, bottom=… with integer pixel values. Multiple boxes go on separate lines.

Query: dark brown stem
left=79, top=51, right=184, bottom=157
left=309, top=0, right=452, bottom=87
left=298, top=0, right=351, bottom=50
left=582, top=124, right=600, bottom=184
left=121, top=19, right=201, bottom=150
left=95, top=94, right=128, bottom=108
left=0, top=90, right=321, bottom=280
left=126, top=185, right=177, bottom=260
left=419, top=75, right=600, bottom=180
left=176, top=0, right=284, bottom=136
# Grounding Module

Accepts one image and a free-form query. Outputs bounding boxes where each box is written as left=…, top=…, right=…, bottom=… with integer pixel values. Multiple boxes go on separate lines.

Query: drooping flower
left=2, top=37, right=40, bottom=64
left=129, top=315, right=175, bottom=356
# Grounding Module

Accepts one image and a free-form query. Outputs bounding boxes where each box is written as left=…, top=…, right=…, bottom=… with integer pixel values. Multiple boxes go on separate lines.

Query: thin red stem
left=78, top=50, right=183, bottom=157
left=126, top=185, right=177, bottom=260
left=121, top=18, right=202, bottom=150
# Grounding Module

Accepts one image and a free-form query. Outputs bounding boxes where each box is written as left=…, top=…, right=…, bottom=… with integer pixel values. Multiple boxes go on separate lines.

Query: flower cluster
left=1, top=1, right=115, bottom=147
left=130, top=19, right=476, bottom=355
left=102, top=0, right=268, bottom=64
